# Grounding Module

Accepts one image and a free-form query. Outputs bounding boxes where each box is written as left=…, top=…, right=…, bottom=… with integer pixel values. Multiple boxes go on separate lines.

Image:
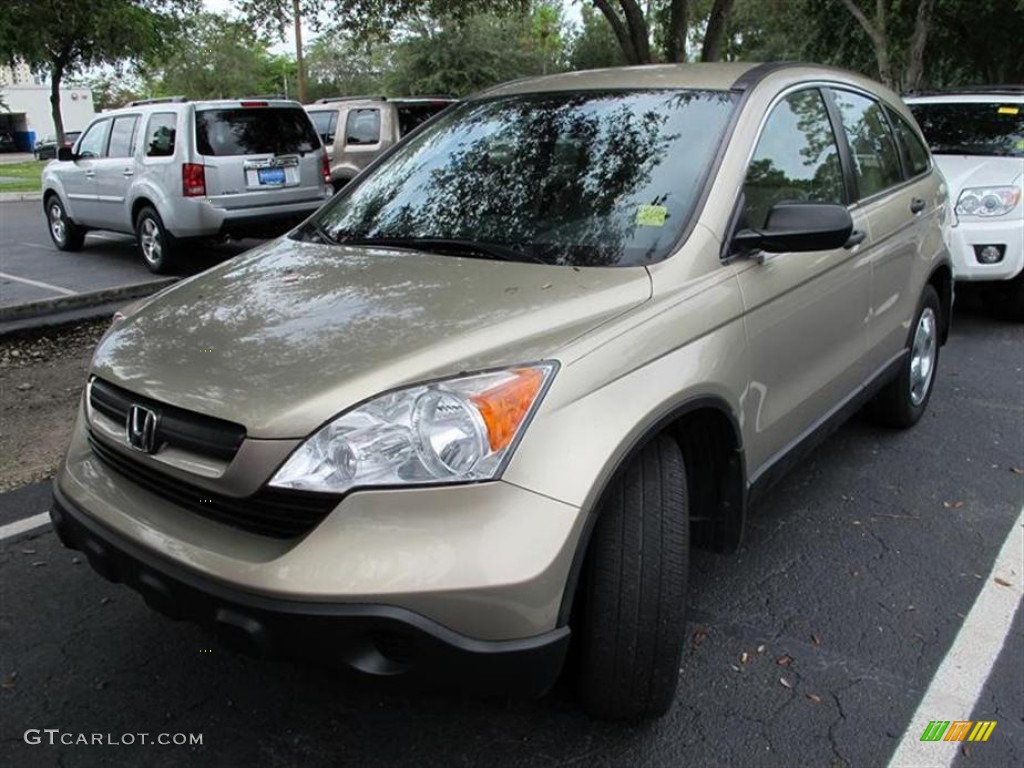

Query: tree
left=141, top=13, right=285, bottom=100
left=837, top=0, right=935, bottom=90
left=569, top=4, right=629, bottom=70
left=0, top=0, right=191, bottom=143
left=304, top=33, right=390, bottom=100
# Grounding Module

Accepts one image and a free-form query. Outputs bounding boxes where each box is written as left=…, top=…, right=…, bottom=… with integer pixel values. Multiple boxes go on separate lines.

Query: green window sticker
left=636, top=204, right=668, bottom=226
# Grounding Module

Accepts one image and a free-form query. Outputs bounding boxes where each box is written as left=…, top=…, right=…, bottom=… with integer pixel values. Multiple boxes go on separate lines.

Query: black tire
left=868, top=285, right=941, bottom=428
left=575, top=435, right=689, bottom=721
left=135, top=206, right=177, bottom=274
left=989, top=272, right=1024, bottom=322
left=44, top=195, right=86, bottom=251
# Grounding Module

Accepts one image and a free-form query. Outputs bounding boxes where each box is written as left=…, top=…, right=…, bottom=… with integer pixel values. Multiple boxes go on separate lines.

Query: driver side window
left=77, top=120, right=111, bottom=159
left=743, top=89, right=845, bottom=229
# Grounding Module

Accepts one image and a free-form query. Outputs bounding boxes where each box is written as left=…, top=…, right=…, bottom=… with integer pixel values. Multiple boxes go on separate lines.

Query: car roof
left=904, top=93, right=1024, bottom=104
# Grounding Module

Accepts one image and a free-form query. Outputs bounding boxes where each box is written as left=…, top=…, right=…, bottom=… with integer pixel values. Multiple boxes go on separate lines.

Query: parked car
left=0, top=131, right=17, bottom=153
left=34, top=131, right=82, bottom=161
left=41, top=96, right=332, bottom=273
left=305, top=95, right=455, bottom=190
left=51, top=63, right=953, bottom=720
left=905, top=88, right=1024, bottom=319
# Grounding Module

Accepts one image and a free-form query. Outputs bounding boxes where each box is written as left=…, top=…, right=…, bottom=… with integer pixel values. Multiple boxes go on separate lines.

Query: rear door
left=307, top=109, right=338, bottom=161
left=827, top=88, right=945, bottom=372
left=195, top=102, right=324, bottom=209
left=92, top=113, right=140, bottom=231
left=733, top=87, right=872, bottom=475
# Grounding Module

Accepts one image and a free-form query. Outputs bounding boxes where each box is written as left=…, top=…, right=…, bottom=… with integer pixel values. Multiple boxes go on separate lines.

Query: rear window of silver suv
left=195, top=107, right=320, bottom=156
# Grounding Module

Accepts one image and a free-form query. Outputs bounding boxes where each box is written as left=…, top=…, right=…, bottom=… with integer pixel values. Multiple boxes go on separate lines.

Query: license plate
left=258, top=167, right=286, bottom=185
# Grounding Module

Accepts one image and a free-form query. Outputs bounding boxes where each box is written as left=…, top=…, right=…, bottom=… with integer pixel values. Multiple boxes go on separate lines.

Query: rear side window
left=196, top=108, right=319, bottom=156
left=107, top=115, right=139, bottom=158
left=743, top=89, right=845, bottom=229
left=396, top=102, right=451, bottom=136
left=77, top=120, right=111, bottom=159
left=308, top=110, right=337, bottom=144
left=886, top=108, right=930, bottom=176
left=345, top=108, right=381, bottom=145
left=145, top=113, right=177, bottom=157
left=831, top=89, right=904, bottom=199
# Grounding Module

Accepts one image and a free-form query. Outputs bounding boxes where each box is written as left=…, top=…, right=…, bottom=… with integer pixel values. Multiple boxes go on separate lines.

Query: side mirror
left=57, top=146, right=75, bottom=161
left=733, top=201, right=853, bottom=255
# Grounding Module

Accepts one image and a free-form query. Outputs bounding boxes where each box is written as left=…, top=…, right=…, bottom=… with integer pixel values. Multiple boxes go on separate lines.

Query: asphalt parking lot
left=0, top=302, right=1021, bottom=768
left=0, top=201, right=252, bottom=311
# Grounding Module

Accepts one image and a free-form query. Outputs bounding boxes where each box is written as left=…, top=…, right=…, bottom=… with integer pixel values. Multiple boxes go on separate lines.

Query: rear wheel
left=45, top=195, right=86, bottom=251
left=135, top=206, right=177, bottom=274
left=868, top=285, right=941, bottom=428
left=575, top=435, right=689, bottom=721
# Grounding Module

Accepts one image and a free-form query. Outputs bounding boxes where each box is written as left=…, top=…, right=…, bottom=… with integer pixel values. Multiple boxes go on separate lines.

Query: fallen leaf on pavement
left=943, top=500, right=964, bottom=509
left=776, top=655, right=793, bottom=667
left=811, top=634, right=821, bottom=646
left=994, top=577, right=1012, bottom=587
left=1010, top=467, right=1024, bottom=475
left=806, top=693, right=822, bottom=704
left=757, top=644, right=766, bottom=654
left=779, top=677, right=793, bottom=689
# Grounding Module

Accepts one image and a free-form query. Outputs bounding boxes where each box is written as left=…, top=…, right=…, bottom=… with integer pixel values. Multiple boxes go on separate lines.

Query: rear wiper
left=336, top=236, right=549, bottom=265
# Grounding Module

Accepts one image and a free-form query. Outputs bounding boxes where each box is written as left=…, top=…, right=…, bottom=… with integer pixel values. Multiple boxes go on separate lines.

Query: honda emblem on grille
left=126, top=405, right=160, bottom=454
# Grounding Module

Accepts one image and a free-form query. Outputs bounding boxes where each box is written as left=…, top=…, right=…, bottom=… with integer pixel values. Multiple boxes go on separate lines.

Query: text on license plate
left=258, top=167, right=286, bottom=185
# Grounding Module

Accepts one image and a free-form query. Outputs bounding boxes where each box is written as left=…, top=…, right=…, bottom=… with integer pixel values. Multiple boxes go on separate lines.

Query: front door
left=733, top=87, right=872, bottom=476
left=60, top=119, right=110, bottom=224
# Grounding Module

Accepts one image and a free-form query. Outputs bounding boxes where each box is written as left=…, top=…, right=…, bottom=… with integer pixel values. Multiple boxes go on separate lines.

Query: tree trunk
left=903, top=0, right=934, bottom=91
left=293, top=0, right=306, bottom=102
left=50, top=58, right=66, bottom=147
left=620, top=0, right=653, bottom=63
left=593, top=0, right=640, bottom=64
left=838, top=0, right=895, bottom=88
left=665, top=0, right=688, bottom=62
left=700, top=0, right=735, bottom=62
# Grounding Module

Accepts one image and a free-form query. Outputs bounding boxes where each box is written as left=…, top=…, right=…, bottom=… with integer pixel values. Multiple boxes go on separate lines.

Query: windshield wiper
left=335, top=235, right=550, bottom=264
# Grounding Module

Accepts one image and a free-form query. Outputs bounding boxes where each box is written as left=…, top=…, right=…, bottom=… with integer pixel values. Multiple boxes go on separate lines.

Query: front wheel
left=135, top=206, right=177, bottom=274
left=574, top=435, right=690, bottom=721
left=868, top=285, right=941, bottom=428
left=45, top=196, right=86, bottom=251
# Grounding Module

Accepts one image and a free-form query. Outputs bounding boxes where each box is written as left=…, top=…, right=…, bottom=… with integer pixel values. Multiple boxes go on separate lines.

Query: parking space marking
left=14, top=242, right=54, bottom=252
left=888, top=507, right=1024, bottom=767
left=0, top=270, right=76, bottom=295
left=0, top=512, right=51, bottom=542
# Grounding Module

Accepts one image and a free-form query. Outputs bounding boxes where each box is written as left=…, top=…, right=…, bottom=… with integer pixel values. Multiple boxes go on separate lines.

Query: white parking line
left=0, top=512, right=52, bottom=542
left=15, top=242, right=53, bottom=251
left=888, top=507, right=1024, bottom=767
left=0, top=270, right=76, bottom=295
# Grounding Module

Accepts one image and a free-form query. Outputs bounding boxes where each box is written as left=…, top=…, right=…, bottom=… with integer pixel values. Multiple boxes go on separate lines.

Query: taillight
left=320, top=152, right=331, bottom=186
left=182, top=163, right=206, bottom=197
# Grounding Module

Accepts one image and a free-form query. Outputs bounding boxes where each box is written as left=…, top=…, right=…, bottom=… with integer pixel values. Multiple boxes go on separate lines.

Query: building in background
left=1, top=60, right=95, bottom=151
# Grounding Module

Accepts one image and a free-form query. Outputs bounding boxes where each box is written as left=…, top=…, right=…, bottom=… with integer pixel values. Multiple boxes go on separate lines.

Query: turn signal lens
left=472, top=368, right=545, bottom=451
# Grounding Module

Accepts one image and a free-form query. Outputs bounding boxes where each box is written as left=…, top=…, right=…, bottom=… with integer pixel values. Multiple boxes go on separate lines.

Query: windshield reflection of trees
left=321, top=91, right=736, bottom=266
left=911, top=104, right=1024, bottom=157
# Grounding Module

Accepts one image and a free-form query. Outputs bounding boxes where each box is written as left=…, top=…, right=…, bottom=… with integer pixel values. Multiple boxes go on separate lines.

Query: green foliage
left=304, top=33, right=390, bottom=100
left=141, top=13, right=287, bottom=100
left=569, top=5, right=629, bottom=70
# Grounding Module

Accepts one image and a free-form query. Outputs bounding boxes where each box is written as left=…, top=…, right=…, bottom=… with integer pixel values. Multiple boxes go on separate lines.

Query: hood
left=91, top=237, right=651, bottom=438
left=932, top=154, right=1024, bottom=194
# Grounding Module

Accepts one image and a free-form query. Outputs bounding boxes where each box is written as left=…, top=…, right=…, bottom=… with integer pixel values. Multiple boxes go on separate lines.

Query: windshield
left=309, top=89, right=738, bottom=266
left=908, top=102, right=1024, bottom=157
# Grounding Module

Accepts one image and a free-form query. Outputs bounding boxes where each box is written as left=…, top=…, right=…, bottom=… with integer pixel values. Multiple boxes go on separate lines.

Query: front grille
left=88, top=434, right=341, bottom=539
left=89, top=378, right=246, bottom=461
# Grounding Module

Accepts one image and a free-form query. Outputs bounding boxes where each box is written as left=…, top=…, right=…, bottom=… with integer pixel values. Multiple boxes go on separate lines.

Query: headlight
left=955, top=186, right=1021, bottom=217
left=269, top=363, right=557, bottom=493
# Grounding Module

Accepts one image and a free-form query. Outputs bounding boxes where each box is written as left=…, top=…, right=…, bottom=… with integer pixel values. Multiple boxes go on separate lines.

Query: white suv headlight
left=955, top=186, right=1021, bottom=217
left=269, top=363, right=557, bottom=493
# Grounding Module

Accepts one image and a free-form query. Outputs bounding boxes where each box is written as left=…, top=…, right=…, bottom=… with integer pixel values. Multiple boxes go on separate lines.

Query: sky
left=202, top=0, right=584, bottom=56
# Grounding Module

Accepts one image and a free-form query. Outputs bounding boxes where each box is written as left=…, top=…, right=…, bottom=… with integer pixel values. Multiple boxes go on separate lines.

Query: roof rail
left=313, top=95, right=387, bottom=104
left=126, top=96, right=188, bottom=107
left=904, top=85, right=1024, bottom=97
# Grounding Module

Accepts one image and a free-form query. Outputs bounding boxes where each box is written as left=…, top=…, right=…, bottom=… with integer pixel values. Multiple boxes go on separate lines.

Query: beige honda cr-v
left=51, top=63, right=953, bottom=721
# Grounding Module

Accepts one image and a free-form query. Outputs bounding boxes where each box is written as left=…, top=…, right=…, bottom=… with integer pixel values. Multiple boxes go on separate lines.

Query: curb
left=0, top=191, right=42, bottom=203
left=0, top=279, right=177, bottom=333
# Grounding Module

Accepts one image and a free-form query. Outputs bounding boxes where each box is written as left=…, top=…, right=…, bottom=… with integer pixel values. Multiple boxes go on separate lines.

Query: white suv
left=42, top=97, right=333, bottom=273
left=906, top=90, right=1024, bottom=319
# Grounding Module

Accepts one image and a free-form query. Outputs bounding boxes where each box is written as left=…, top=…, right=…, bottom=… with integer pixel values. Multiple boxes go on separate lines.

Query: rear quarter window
left=145, top=113, right=177, bottom=157
left=345, top=109, right=381, bottom=145
left=196, top=108, right=320, bottom=156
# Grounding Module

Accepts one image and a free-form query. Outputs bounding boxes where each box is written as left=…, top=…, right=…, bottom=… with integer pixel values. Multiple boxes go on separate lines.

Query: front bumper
left=948, top=213, right=1024, bottom=282
left=50, top=485, right=570, bottom=696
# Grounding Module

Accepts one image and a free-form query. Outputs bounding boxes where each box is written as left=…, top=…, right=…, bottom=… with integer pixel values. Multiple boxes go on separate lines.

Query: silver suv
left=42, top=97, right=333, bottom=273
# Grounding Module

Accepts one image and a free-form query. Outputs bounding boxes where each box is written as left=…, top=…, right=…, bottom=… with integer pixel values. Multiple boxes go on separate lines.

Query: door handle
left=122, top=169, right=134, bottom=177
left=843, top=229, right=866, bottom=249
left=84, top=171, right=95, bottom=178
left=910, top=198, right=926, bottom=214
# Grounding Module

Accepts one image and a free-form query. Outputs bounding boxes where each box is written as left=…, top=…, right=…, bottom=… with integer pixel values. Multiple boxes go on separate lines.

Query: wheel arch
left=556, top=395, right=747, bottom=626
left=131, top=196, right=159, bottom=227
left=927, top=262, right=954, bottom=345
